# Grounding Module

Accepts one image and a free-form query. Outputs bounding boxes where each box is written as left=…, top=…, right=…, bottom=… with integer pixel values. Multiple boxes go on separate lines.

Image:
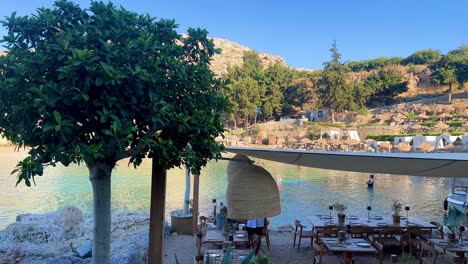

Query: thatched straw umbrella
left=444, top=144, right=462, bottom=152
left=395, top=142, right=412, bottom=152
left=378, top=142, right=392, bottom=152
left=418, top=143, right=435, bottom=152
left=314, top=138, right=328, bottom=146
left=301, top=138, right=312, bottom=144
left=329, top=139, right=342, bottom=146
left=287, top=137, right=298, bottom=143
left=438, top=112, right=451, bottom=120
left=344, top=138, right=360, bottom=147
left=412, top=124, right=423, bottom=130
left=434, top=122, right=449, bottom=130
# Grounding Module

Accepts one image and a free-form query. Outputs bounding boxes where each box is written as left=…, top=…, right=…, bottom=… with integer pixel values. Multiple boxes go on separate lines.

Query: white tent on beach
left=413, top=136, right=444, bottom=150
left=343, top=130, right=360, bottom=141
left=321, top=130, right=341, bottom=140
left=394, top=136, right=414, bottom=146
left=437, top=135, right=462, bottom=148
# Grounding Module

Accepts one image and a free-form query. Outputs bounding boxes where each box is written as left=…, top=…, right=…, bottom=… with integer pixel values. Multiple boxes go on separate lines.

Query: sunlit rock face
left=210, top=38, right=286, bottom=76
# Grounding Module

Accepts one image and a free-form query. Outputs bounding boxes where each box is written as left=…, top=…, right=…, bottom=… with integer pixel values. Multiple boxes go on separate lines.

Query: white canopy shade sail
left=225, top=147, right=468, bottom=178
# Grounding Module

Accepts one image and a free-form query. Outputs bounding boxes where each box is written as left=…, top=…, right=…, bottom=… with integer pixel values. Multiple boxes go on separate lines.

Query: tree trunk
left=148, top=158, right=167, bottom=264
left=183, top=165, right=190, bottom=215
left=192, top=173, right=200, bottom=235
left=88, top=162, right=115, bottom=264
left=448, top=83, right=452, bottom=104
left=330, top=109, right=336, bottom=123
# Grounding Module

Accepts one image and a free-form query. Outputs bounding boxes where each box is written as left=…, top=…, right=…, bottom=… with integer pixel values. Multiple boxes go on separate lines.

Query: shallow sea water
left=0, top=146, right=463, bottom=229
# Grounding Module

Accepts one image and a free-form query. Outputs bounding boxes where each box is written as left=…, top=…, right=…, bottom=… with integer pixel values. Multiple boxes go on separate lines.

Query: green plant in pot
left=333, top=202, right=347, bottom=225
left=447, top=224, right=458, bottom=243
left=391, top=199, right=403, bottom=224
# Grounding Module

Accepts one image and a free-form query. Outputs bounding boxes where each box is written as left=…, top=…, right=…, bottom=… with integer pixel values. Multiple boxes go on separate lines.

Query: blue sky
left=0, top=0, right=466, bottom=69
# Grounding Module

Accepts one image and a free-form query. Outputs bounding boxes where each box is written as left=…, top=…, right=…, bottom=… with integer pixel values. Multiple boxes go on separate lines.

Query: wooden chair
left=320, top=226, right=340, bottom=238
left=430, top=221, right=444, bottom=239
left=313, top=241, right=340, bottom=264
left=408, top=228, right=433, bottom=255
left=419, top=240, right=455, bottom=264
left=354, top=240, right=384, bottom=264
left=293, top=219, right=316, bottom=252
left=350, top=227, right=374, bottom=239
left=373, top=228, right=403, bottom=248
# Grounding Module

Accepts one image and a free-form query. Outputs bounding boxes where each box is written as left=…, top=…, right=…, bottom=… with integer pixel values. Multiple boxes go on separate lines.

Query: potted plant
left=391, top=199, right=403, bottom=224
left=447, top=224, right=458, bottom=244
left=333, top=202, right=347, bottom=225
left=170, top=145, right=194, bottom=235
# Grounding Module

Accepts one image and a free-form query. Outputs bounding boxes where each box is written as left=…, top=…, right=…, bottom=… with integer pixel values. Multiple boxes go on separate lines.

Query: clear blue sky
left=0, top=0, right=466, bottom=69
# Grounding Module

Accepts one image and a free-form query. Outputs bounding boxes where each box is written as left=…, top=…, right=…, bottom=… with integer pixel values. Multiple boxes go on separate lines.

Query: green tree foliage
left=223, top=51, right=304, bottom=126
left=283, top=78, right=314, bottom=112
left=348, top=57, right=403, bottom=72
left=430, top=54, right=461, bottom=104
left=315, top=41, right=355, bottom=123
left=0, top=1, right=228, bottom=262
left=402, top=49, right=441, bottom=65
left=263, top=62, right=294, bottom=118
left=448, top=45, right=468, bottom=87
left=362, top=69, right=409, bottom=106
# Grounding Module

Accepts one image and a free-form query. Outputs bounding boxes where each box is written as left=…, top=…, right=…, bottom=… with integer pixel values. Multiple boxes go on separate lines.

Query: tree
left=448, top=45, right=468, bottom=88
left=315, top=41, right=355, bottom=123
left=430, top=54, right=460, bottom=104
left=362, top=69, right=409, bottom=106
left=283, top=78, right=314, bottom=113
left=403, top=49, right=441, bottom=65
left=263, top=63, right=293, bottom=119
left=223, top=51, right=264, bottom=127
left=0, top=1, right=228, bottom=263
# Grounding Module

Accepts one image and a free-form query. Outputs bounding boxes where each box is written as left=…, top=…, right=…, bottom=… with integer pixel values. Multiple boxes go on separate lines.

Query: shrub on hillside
left=446, top=121, right=464, bottom=127
left=407, top=112, right=417, bottom=120
left=421, top=122, right=437, bottom=127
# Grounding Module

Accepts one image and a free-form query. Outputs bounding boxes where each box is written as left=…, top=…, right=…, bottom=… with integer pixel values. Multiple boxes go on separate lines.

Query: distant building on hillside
left=304, top=108, right=329, bottom=122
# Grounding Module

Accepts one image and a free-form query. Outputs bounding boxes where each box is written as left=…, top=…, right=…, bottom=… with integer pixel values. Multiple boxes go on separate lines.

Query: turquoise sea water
left=0, top=146, right=463, bottom=229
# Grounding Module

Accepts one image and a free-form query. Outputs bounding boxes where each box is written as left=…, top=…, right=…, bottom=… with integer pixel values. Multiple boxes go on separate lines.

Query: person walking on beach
left=367, top=175, right=375, bottom=187
left=246, top=218, right=265, bottom=255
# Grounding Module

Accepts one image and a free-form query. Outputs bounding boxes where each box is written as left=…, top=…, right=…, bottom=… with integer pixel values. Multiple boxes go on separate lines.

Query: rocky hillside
left=210, top=38, right=286, bottom=76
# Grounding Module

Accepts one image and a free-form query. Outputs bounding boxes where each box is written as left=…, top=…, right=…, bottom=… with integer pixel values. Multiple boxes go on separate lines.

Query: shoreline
left=0, top=206, right=299, bottom=264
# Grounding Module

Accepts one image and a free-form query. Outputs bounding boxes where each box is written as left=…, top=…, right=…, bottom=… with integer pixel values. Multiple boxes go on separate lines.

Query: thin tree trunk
left=148, top=158, right=166, bottom=264
left=192, top=173, right=199, bottom=235
left=448, top=83, right=452, bottom=104
left=88, top=162, right=114, bottom=264
left=330, top=109, right=336, bottom=123
left=183, top=165, right=190, bottom=215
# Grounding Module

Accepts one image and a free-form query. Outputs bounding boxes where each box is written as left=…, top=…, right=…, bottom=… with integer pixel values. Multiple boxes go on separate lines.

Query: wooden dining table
left=202, top=229, right=250, bottom=248
left=305, top=214, right=438, bottom=230
left=202, top=249, right=252, bottom=264
left=429, top=238, right=468, bottom=260
left=321, top=238, right=377, bottom=264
